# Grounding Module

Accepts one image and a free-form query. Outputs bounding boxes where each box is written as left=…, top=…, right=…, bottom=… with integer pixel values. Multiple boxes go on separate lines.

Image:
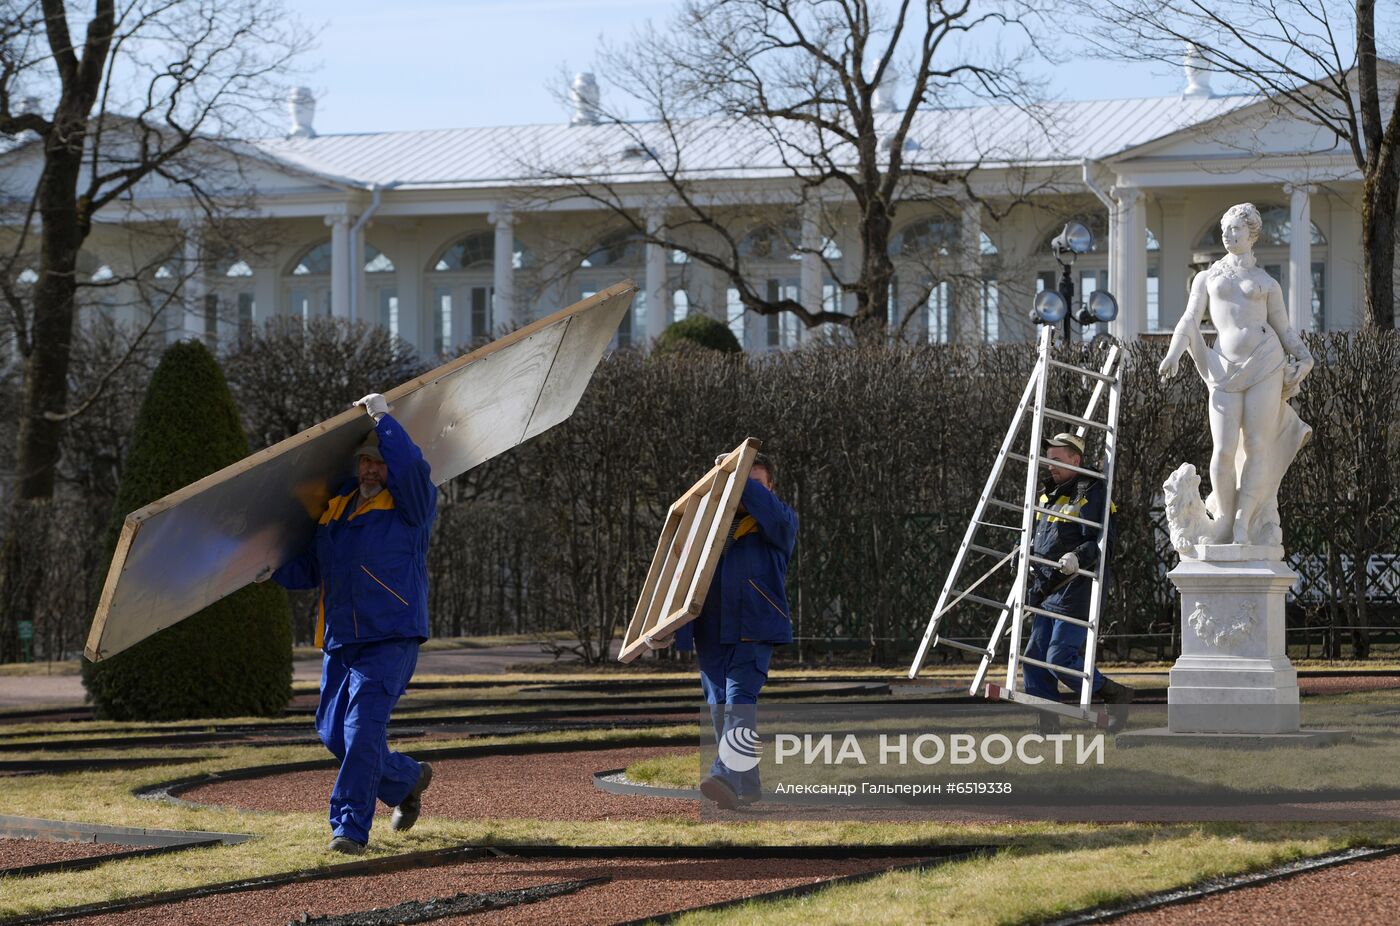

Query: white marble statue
left=1158, top=203, right=1314, bottom=552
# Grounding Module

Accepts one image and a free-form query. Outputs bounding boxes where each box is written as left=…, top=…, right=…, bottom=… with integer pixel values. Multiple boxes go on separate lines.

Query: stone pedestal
left=1166, top=545, right=1299, bottom=734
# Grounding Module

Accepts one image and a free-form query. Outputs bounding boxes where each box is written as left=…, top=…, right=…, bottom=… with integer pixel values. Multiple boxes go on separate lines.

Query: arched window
left=1195, top=205, right=1326, bottom=249
left=434, top=233, right=493, bottom=271
left=739, top=222, right=801, bottom=262
left=580, top=229, right=645, bottom=268
left=290, top=241, right=333, bottom=276
left=890, top=216, right=959, bottom=259
left=365, top=245, right=394, bottom=274
left=429, top=233, right=534, bottom=354
left=204, top=252, right=258, bottom=345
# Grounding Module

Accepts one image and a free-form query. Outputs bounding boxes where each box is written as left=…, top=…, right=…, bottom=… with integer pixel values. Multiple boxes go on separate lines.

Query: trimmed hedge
left=656, top=315, right=743, bottom=354
left=82, top=340, right=292, bottom=720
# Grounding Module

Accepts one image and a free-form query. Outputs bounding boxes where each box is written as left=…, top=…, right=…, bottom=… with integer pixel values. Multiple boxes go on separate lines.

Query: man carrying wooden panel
left=258, top=392, right=436, bottom=854
left=665, top=452, right=798, bottom=809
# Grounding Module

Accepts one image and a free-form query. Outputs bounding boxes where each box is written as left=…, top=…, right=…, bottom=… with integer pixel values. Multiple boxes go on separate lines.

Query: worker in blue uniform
left=260, top=392, right=437, bottom=854
left=663, top=451, right=797, bottom=810
left=1023, top=432, right=1132, bottom=733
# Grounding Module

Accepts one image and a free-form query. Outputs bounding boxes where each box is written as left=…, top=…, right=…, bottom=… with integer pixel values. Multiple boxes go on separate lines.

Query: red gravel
left=1111, top=851, right=1400, bottom=925
left=65, top=854, right=906, bottom=926
left=1298, top=675, right=1400, bottom=694
left=182, top=747, right=700, bottom=822
left=0, top=837, right=129, bottom=871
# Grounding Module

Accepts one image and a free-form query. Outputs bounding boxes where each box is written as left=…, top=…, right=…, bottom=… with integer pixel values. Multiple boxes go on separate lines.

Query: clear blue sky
left=283, top=0, right=1179, bottom=136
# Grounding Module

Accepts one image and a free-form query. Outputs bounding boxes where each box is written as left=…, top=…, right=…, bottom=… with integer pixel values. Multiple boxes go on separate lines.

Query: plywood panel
left=86, top=282, right=635, bottom=661
left=617, top=439, right=760, bottom=664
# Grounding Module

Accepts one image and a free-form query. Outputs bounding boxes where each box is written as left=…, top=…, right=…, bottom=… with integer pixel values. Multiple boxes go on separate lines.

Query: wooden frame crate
left=618, top=438, right=761, bottom=663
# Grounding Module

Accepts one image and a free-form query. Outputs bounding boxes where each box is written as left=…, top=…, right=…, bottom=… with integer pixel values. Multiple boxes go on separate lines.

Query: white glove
left=1057, top=552, right=1079, bottom=576
left=253, top=565, right=273, bottom=584
left=644, top=634, right=673, bottom=651
left=352, top=393, right=389, bottom=421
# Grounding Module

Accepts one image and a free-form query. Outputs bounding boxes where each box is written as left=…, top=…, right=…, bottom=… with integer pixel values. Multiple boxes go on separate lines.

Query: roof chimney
left=288, top=87, right=316, bottom=138
left=1182, top=44, right=1214, bottom=99
left=872, top=73, right=900, bottom=113
left=570, top=73, right=601, bottom=126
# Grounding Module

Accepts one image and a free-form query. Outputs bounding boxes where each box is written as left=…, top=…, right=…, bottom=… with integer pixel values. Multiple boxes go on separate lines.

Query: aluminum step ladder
left=907, top=325, right=1122, bottom=726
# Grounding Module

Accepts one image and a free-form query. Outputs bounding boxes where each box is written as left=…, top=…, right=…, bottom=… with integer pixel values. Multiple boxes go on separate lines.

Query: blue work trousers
left=1022, top=613, right=1104, bottom=702
left=316, top=639, right=422, bottom=844
left=696, top=641, right=772, bottom=798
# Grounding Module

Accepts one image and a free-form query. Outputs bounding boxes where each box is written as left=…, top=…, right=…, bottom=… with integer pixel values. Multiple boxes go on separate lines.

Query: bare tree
left=1074, top=0, right=1400, bottom=328
left=0, top=0, right=309, bottom=660
left=524, top=0, right=1048, bottom=341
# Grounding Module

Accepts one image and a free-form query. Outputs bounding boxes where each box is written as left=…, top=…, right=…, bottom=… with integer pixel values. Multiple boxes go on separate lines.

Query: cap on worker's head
left=1045, top=432, right=1084, bottom=456
left=354, top=431, right=383, bottom=463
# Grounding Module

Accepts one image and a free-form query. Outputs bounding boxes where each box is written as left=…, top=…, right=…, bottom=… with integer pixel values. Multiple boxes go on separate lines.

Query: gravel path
left=0, top=837, right=129, bottom=871
left=1110, top=851, right=1400, bottom=925
left=64, top=854, right=901, bottom=925
left=181, top=747, right=700, bottom=822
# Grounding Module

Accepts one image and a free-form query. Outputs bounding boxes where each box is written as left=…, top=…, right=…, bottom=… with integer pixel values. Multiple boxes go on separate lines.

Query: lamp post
left=1029, top=222, right=1119, bottom=339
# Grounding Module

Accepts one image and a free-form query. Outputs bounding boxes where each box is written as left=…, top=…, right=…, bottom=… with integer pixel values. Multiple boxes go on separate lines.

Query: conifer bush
left=82, top=340, right=292, bottom=720
left=655, top=315, right=742, bottom=354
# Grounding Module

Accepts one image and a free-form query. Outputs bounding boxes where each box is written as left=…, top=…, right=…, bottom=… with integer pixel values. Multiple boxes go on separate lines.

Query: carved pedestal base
left=1167, top=548, right=1299, bottom=734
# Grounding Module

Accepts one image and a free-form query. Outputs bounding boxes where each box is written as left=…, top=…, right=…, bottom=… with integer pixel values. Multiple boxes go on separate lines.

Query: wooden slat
left=617, top=438, right=761, bottom=663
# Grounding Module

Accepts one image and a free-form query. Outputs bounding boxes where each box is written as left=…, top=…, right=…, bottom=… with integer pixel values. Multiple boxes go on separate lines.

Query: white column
left=326, top=214, right=352, bottom=318
left=489, top=209, right=517, bottom=329
left=349, top=224, right=366, bottom=322
left=181, top=223, right=206, bottom=344
left=1158, top=198, right=1187, bottom=332
left=1112, top=187, right=1146, bottom=341
left=644, top=208, right=668, bottom=347
left=1286, top=183, right=1314, bottom=331
left=1105, top=195, right=1120, bottom=298
left=396, top=222, right=423, bottom=351
left=800, top=200, right=822, bottom=332
left=956, top=197, right=983, bottom=342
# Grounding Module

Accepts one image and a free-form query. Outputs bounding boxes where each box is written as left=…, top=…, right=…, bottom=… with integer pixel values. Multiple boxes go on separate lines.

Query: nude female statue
left=1158, top=203, right=1313, bottom=548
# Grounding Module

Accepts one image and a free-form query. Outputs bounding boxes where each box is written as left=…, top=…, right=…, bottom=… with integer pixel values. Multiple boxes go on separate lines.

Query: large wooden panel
left=618, top=439, right=760, bottom=664
left=86, top=282, right=635, bottom=662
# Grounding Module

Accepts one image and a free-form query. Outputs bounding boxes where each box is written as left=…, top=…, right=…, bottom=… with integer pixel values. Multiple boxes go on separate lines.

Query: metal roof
left=253, top=95, right=1254, bottom=191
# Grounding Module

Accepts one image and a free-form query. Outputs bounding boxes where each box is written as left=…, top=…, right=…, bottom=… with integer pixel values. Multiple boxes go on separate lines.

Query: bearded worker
left=261, top=392, right=436, bottom=854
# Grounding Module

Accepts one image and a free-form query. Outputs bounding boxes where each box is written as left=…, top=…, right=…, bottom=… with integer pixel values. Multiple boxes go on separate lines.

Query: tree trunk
left=0, top=138, right=85, bottom=661
left=1361, top=158, right=1400, bottom=328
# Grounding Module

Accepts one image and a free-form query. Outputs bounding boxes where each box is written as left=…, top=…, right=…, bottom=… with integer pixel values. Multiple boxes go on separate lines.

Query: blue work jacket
left=273, top=414, right=436, bottom=650
left=677, top=479, right=798, bottom=651
left=1027, top=475, right=1116, bottom=620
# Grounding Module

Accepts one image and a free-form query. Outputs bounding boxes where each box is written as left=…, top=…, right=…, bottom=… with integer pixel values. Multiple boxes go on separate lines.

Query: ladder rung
left=1048, top=358, right=1117, bottom=383
left=977, top=520, right=1022, bottom=531
left=1043, top=407, right=1113, bottom=432
left=935, top=637, right=992, bottom=657
left=986, top=498, right=1024, bottom=513
left=1017, top=653, right=1089, bottom=678
left=1022, top=604, right=1092, bottom=628
left=1027, top=553, right=1095, bottom=578
left=970, top=543, right=1011, bottom=558
left=1008, top=452, right=1106, bottom=481
left=1032, top=505, right=1104, bottom=530
left=956, top=590, right=1014, bottom=612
